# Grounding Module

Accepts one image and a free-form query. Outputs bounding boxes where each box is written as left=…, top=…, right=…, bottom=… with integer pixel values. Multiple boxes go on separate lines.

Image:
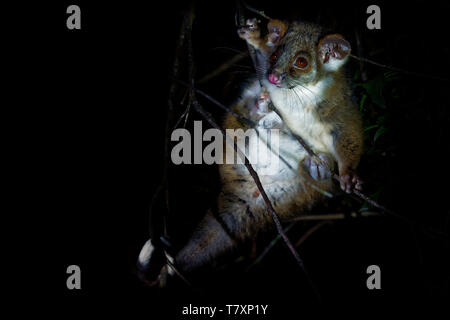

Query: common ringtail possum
left=138, top=19, right=363, bottom=283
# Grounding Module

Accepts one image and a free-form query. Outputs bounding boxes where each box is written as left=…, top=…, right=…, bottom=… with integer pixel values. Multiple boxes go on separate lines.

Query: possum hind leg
left=175, top=189, right=264, bottom=273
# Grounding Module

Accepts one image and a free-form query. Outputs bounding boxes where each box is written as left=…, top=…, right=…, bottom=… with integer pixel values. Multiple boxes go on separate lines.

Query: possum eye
left=269, top=50, right=279, bottom=64
left=294, top=56, right=308, bottom=69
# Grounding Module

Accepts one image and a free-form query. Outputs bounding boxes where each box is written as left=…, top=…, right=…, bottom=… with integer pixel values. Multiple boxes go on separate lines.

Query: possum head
left=266, top=22, right=351, bottom=89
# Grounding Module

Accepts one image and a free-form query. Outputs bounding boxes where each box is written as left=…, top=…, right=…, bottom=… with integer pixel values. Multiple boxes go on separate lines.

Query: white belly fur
left=232, top=111, right=307, bottom=188
left=263, top=77, right=335, bottom=156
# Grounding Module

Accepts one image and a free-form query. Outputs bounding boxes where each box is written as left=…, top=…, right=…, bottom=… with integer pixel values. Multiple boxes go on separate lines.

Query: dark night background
left=11, top=0, right=449, bottom=317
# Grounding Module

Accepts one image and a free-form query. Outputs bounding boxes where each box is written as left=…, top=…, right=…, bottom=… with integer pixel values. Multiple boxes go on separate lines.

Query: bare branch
left=290, top=211, right=381, bottom=221
left=350, top=54, right=450, bottom=82
left=198, top=51, right=249, bottom=84
left=295, top=221, right=330, bottom=247
left=148, top=3, right=197, bottom=288
left=247, top=211, right=381, bottom=270
left=245, top=222, right=296, bottom=271
left=353, top=29, right=368, bottom=82
left=242, top=2, right=272, bottom=20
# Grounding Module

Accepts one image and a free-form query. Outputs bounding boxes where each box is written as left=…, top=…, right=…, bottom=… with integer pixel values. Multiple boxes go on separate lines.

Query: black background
left=11, top=0, right=449, bottom=317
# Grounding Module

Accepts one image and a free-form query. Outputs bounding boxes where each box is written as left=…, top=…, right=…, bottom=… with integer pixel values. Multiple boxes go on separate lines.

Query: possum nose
left=268, top=73, right=280, bottom=85
left=269, top=73, right=286, bottom=86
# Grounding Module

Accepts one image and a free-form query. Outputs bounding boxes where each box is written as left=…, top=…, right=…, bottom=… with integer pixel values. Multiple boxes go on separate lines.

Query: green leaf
left=359, top=94, right=367, bottom=112
left=384, top=71, right=400, bottom=81
left=364, top=124, right=379, bottom=132
left=363, top=76, right=386, bottom=108
left=376, top=115, right=386, bottom=125
left=374, top=126, right=388, bottom=142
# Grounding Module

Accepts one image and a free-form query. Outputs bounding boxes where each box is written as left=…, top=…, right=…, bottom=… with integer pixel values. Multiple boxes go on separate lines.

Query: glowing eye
left=294, top=56, right=308, bottom=69
left=269, top=50, right=279, bottom=64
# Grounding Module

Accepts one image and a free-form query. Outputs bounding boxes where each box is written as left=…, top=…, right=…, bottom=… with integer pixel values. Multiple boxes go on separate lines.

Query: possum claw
left=339, top=169, right=363, bottom=193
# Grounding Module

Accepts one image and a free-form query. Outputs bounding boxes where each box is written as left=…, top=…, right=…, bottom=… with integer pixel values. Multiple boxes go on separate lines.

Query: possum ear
left=318, top=34, right=351, bottom=71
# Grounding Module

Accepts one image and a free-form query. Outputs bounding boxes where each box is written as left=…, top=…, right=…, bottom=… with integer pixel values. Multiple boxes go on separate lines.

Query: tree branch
left=198, top=51, right=249, bottom=84
left=350, top=54, right=450, bottom=82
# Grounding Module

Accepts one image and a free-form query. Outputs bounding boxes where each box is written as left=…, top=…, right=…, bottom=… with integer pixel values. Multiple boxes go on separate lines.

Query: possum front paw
left=237, top=18, right=261, bottom=46
left=238, top=18, right=287, bottom=53
left=303, top=154, right=333, bottom=181
left=339, top=168, right=363, bottom=193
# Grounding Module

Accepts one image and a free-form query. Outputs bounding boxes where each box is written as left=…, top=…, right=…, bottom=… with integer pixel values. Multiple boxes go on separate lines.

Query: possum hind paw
left=303, top=154, right=333, bottom=181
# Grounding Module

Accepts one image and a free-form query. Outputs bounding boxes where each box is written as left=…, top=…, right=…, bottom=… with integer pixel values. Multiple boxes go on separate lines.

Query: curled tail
left=137, top=238, right=175, bottom=285
left=136, top=205, right=248, bottom=284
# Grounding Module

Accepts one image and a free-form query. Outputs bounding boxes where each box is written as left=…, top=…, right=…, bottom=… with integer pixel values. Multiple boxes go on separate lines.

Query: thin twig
left=295, top=221, right=330, bottom=247
left=166, top=259, right=192, bottom=287
left=171, top=101, right=191, bottom=131
left=245, top=222, right=297, bottom=271
left=150, top=3, right=196, bottom=287
left=198, top=51, right=249, bottom=84
left=289, top=211, right=381, bottom=221
left=350, top=54, right=450, bottom=82
left=354, top=28, right=368, bottom=82
left=154, top=4, right=194, bottom=239
left=247, top=211, right=380, bottom=270
left=235, top=0, right=246, bottom=27
left=242, top=1, right=272, bottom=20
